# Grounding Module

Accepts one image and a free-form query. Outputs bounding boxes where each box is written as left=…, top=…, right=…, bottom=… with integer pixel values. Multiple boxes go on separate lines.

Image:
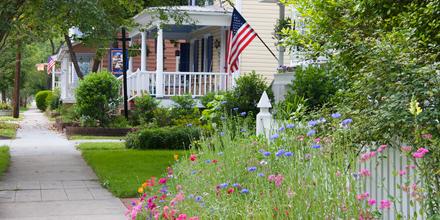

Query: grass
left=0, top=146, right=10, bottom=179
left=78, top=142, right=186, bottom=198
left=0, top=115, right=23, bottom=122
left=69, top=135, right=125, bottom=140
left=0, top=123, right=19, bottom=139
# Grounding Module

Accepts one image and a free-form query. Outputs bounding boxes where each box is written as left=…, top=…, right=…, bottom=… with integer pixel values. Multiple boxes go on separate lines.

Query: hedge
left=35, top=90, right=52, bottom=111
left=125, top=126, right=200, bottom=150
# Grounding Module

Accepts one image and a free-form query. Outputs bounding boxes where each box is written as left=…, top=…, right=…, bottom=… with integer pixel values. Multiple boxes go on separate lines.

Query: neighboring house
left=57, top=0, right=296, bottom=103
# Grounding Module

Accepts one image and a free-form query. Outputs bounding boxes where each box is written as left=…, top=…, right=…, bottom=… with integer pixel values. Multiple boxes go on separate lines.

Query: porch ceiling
left=129, top=6, right=231, bottom=38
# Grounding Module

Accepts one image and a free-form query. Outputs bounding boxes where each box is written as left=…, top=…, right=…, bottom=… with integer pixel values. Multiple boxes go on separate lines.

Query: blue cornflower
left=308, top=120, right=318, bottom=127
left=319, top=117, right=326, bottom=123
left=263, top=151, right=271, bottom=157
left=248, top=166, right=257, bottom=172
left=219, top=183, right=228, bottom=189
left=270, top=133, right=279, bottom=140
left=331, top=112, right=341, bottom=119
left=341, top=118, right=353, bottom=126
left=278, top=126, right=285, bottom=132
left=233, top=107, right=239, bottom=111
left=240, top=112, right=247, bottom=116
left=221, top=101, right=227, bottom=105
left=286, top=123, right=295, bottom=129
left=258, top=149, right=265, bottom=153
left=187, top=123, right=192, bottom=127
left=219, top=132, right=225, bottom=136
left=284, top=151, right=293, bottom=157
left=195, top=196, right=203, bottom=202
left=307, top=129, right=316, bottom=136
left=240, top=128, right=247, bottom=132
left=240, top=189, right=249, bottom=194
left=191, top=170, right=197, bottom=175
left=258, top=173, right=265, bottom=177
left=232, top=183, right=240, bottom=188
left=189, top=194, right=194, bottom=199
left=205, top=159, right=211, bottom=164
left=218, top=152, right=224, bottom=156
left=160, top=186, right=168, bottom=194
left=276, top=149, right=285, bottom=157
left=312, top=144, right=321, bottom=149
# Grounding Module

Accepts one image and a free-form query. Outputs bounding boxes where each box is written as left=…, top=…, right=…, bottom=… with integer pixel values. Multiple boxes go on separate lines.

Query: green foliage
left=75, top=71, right=120, bottom=127
left=171, top=94, right=196, bottom=116
left=126, top=126, right=200, bottom=150
left=225, top=71, right=273, bottom=115
left=274, top=94, right=308, bottom=121
left=58, top=104, right=77, bottom=124
left=289, top=65, right=336, bottom=109
left=45, top=92, right=53, bottom=111
left=35, top=90, right=51, bottom=111
left=49, top=88, right=61, bottom=110
left=133, top=94, right=159, bottom=125
left=0, top=103, right=12, bottom=110
left=0, top=146, right=10, bottom=179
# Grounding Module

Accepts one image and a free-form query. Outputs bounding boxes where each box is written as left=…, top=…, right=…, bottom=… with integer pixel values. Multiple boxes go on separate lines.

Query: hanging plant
left=128, top=43, right=142, bottom=57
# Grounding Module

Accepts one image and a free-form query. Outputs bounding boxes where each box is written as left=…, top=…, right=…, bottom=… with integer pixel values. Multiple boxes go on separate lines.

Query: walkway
left=0, top=108, right=126, bottom=220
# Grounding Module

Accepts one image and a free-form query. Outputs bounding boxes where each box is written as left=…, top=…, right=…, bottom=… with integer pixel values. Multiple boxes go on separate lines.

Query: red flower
left=212, top=159, right=218, bottom=163
left=227, top=188, right=234, bottom=194
left=190, top=154, right=197, bottom=161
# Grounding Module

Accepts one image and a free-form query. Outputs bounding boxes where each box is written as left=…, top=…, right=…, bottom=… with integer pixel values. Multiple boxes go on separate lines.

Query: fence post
left=256, top=91, right=272, bottom=138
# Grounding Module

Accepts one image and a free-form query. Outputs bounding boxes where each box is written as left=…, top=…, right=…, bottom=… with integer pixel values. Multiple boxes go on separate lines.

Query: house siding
left=239, top=0, right=279, bottom=81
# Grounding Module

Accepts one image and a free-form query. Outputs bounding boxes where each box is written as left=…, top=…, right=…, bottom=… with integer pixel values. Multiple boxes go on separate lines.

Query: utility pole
left=116, top=27, right=130, bottom=119
left=13, top=43, right=21, bottom=118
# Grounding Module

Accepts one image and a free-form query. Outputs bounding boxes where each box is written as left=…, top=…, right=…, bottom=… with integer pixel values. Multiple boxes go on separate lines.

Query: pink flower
left=177, top=214, right=187, bottom=220
left=377, top=144, right=387, bottom=153
left=314, top=137, right=321, bottom=143
left=421, top=133, right=432, bottom=139
left=412, top=148, right=429, bottom=158
left=159, top=178, right=167, bottom=184
left=398, top=170, right=407, bottom=176
left=335, top=171, right=341, bottom=177
left=356, top=192, right=369, bottom=200
left=368, top=199, right=376, bottom=206
left=369, top=151, right=376, bottom=157
left=401, top=146, right=412, bottom=152
left=379, top=200, right=392, bottom=209
left=268, top=174, right=284, bottom=187
left=416, top=147, right=429, bottom=154
left=360, top=168, right=371, bottom=177
left=189, top=217, right=199, bottom=220
left=190, top=154, right=197, bottom=161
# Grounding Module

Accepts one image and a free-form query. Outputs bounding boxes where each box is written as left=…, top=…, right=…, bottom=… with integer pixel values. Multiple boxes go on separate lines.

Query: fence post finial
left=256, top=91, right=272, bottom=138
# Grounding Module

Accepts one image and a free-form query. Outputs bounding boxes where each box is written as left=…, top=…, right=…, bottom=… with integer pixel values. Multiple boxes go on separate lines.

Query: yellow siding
left=240, top=0, right=279, bottom=81
left=189, top=27, right=222, bottom=72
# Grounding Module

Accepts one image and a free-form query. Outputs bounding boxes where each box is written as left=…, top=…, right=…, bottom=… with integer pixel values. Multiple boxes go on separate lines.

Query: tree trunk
left=91, top=58, right=101, bottom=73
left=50, top=39, right=56, bottom=55
left=13, top=43, right=21, bottom=118
left=64, top=33, right=84, bottom=79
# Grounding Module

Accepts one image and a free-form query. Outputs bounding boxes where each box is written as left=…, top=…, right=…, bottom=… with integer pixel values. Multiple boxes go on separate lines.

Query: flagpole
left=255, top=34, right=278, bottom=62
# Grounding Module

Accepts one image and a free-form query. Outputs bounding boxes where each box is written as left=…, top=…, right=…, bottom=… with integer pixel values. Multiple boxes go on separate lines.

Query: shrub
left=75, top=71, right=120, bottom=127
left=125, top=126, right=200, bottom=150
left=0, top=103, right=11, bottom=110
left=288, top=65, right=336, bottom=109
left=170, top=94, right=200, bottom=126
left=133, top=94, right=159, bottom=125
left=35, top=90, right=52, bottom=111
left=49, top=88, right=61, bottom=111
left=225, top=71, right=273, bottom=116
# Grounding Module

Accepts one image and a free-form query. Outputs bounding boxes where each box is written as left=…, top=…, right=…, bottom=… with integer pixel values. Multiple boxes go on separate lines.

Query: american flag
left=47, top=56, right=56, bottom=75
left=227, top=8, right=257, bottom=74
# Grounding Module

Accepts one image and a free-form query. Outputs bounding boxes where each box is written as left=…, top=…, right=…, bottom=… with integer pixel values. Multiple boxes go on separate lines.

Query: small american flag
left=227, top=8, right=257, bottom=74
left=47, top=56, right=56, bottom=75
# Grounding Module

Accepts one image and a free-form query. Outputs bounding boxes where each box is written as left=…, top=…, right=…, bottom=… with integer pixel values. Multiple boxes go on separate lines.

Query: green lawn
left=78, top=142, right=186, bottom=198
left=0, top=123, right=18, bottom=139
left=0, top=115, right=23, bottom=122
left=69, top=135, right=125, bottom=140
left=0, top=146, right=10, bottom=179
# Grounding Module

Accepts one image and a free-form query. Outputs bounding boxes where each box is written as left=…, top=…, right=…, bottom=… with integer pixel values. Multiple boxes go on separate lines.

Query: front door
left=179, top=43, right=190, bottom=72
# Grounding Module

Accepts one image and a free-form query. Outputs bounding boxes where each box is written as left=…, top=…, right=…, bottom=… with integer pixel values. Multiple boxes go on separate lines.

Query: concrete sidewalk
left=0, top=108, right=126, bottom=220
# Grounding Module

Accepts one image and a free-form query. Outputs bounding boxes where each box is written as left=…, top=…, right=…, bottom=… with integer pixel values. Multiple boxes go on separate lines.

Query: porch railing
left=120, top=70, right=232, bottom=101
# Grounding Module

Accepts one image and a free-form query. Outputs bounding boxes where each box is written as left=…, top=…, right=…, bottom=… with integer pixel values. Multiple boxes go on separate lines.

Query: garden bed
left=65, top=126, right=136, bottom=138
left=0, top=123, right=19, bottom=139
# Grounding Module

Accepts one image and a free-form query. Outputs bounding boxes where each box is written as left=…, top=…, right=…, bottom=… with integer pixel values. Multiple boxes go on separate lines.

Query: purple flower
left=219, top=132, right=225, bottom=136
left=312, top=144, right=321, bottom=149
left=278, top=126, right=285, bottom=132
left=319, top=117, right=326, bottom=123
left=240, top=112, right=247, bottom=116
left=308, top=120, right=318, bottom=127
left=240, top=128, right=247, bottom=132
left=233, top=107, right=239, bottom=111
left=232, top=183, right=240, bottom=188
left=276, top=149, right=285, bottom=157
left=307, top=129, right=316, bottom=136
left=248, top=166, right=257, bottom=172
left=187, top=123, right=193, bottom=127
left=331, top=112, right=341, bottom=118
left=221, top=101, right=227, bottom=105
left=284, top=152, right=293, bottom=156
left=240, top=188, right=249, bottom=194
left=263, top=151, right=271, bottom=157
left=191, top=170, right=197, bottom=175
left=270, top=133, right=279, bottom=140
left=258, top=173, right=265, bottom=177
left=195, top=196, right=203, bottom=202
left=286, top=124, right=295, bottom=129
left=341, top=118, right=353, bottom=126
left=160, top=186, right=168, bottom=194
left=219, top=183, right=228, bottom=189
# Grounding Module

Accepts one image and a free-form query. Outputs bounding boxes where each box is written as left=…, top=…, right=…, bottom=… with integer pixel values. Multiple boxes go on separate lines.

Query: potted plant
left=0, top=103, right=12, bottom=116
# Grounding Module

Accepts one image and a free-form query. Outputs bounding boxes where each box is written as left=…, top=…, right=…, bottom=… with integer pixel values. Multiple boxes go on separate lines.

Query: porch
left=125, top=6, right=233, bottom=100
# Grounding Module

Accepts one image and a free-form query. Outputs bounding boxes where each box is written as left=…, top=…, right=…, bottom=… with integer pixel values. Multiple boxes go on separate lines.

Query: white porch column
left=60, top=57, right=69, bottom=100
left=278, top=3, right=285, bottom=67
left=51, top=64, right=56, bottom=91
left=128, top=40, right=133, bottom=72
left=140, top=31, right=147, bottom=72
left=155, top=26, right=164, bottom=98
